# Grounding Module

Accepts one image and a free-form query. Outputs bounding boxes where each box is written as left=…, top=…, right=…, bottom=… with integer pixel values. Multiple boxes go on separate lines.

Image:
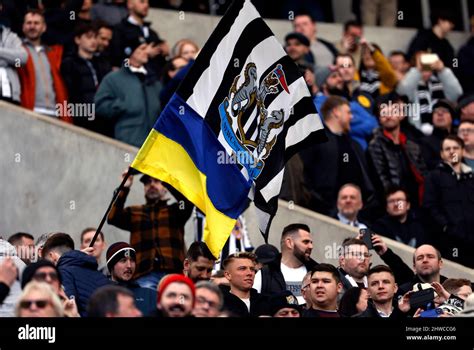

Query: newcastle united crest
left=219, top=62, right=290, bottom=180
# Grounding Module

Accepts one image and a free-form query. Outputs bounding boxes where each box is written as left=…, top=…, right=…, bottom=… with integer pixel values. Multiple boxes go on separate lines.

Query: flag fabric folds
left=131, top=0, right=326, bottom=258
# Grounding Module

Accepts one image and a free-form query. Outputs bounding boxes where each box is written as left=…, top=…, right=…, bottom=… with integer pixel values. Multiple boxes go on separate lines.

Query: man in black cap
left=285, top=32, right=317, bottom=95
left=285, top=32, right=310, bottom=64
left=21, top=260, right=80, bottom=317
left=106, top=241, right=156, bottom=315
left=268, top=290, right=301, bottom=317
left=254, top=244, right=279, bottom=271
left=107, top=168, right=193, bottom=291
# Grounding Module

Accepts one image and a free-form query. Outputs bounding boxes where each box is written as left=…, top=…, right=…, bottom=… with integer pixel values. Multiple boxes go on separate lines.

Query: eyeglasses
left=196, top=296, right=219, bottom=310
left=19, top=299, right=51, bottom=309
left=33, top=272, right=59, bottom=281
left=301, top=284, right=310, bottom=290
left=458, top=128, right=474, bottom=135
left=346, top=252, right=372, bottom=260
left=433, top=107, right=449, bottom=114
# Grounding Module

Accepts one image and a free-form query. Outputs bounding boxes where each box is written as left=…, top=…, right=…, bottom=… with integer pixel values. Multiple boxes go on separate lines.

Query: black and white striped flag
left=169, top=0, right=326, bottom=245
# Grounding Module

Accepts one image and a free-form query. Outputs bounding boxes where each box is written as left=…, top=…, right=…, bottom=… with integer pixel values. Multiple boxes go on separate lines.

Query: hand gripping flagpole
left=89, top=167, right=134, bottom=248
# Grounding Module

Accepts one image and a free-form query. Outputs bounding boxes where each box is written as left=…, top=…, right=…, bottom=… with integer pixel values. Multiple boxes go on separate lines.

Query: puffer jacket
left=57, top=250, right=110, bottom=316
left=368, top=128, right=427, bottom=203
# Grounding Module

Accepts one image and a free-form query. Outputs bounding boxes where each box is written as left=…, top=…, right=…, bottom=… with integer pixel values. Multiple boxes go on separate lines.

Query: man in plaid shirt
left=108, top=169, right=193, bottom=290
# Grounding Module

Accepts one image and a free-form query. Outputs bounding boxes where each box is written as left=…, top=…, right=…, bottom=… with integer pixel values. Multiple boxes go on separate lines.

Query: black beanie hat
left=21, top=260, right=60, bottom=289
left=106, top=242, right=136, bottom=272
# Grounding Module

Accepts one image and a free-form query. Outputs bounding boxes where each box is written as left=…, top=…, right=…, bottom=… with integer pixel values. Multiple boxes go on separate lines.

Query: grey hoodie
left=0, top=25, right=28, bottom=102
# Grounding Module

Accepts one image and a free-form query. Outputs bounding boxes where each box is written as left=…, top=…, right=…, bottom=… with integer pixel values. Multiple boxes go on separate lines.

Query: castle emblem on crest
left=218, top=62, right=290, bottom=180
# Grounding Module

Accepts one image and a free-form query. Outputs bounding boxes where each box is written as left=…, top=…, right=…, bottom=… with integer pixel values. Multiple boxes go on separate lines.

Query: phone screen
left=359, top=229, right=374, bottom=250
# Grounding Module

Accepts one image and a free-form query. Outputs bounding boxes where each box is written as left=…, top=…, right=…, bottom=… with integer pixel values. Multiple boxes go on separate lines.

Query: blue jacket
left=115, top=280, right=157, bottom=316
left=314, top=94, right=378, bottom=150
left=57, top=250, right=110, bottom=316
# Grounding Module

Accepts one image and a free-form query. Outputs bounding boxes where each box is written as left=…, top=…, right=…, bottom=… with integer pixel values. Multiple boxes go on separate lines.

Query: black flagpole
left=89, top=167, right=133, bottom=248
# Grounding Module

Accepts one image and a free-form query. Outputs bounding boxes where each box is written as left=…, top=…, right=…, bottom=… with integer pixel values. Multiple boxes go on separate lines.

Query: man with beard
left=153, top=274, right=195, bottom=318
left=108, top=170, right=193, bottom=290
left=337, top=238, right=370, bottom=293
left=106, top=242, right=156, bottom=316
left=313, top=62, right=378, bottom=150
left=253, top=224, right=317, bottom=305
left=300, top=96, right=376, bottom=217
left=183, top=241, right=216, bottom=284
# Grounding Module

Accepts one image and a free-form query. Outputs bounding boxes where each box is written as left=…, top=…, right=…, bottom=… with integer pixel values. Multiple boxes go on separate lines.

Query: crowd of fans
left=1, top=223, right=473, bottom=318
left=0, top=0, right=473, bottom=318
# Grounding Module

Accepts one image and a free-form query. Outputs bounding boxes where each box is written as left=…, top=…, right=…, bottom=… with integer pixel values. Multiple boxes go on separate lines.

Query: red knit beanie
left=157, top=274, right=196, bottom=305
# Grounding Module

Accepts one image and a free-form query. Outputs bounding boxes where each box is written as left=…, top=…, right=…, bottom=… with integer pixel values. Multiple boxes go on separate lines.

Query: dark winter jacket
left=420, top=127, right=450, bottom=170
left=57, top=250, right=110, bottom=316
left=378, top=248, right=416, bottom=286
left=355, top=299, right=407, bottom=319
left=371, top=211, right=428, bottom=247
left=219, top=285, right=268, bottom=317
left=378, top=248, right=448, bottom=298
left=407, top=29, right=455, bottom=67
left=368, top=129, right=427, bottom=204
left=61, top=53, right=112, bottom=135
left=301, top=127, right=375, bottom=215
left=423, top=162, right=474, bottom=242
left=457, top=37, right=474, bottom=94
left=110, top=17, right=166, bottom=78
left=114, top=280, right=157, bottom=316
left=337, top=267, right=366, bottom=293
left=259, top=254, right=318, bottom=299
left=61, top=53, right=110, bottom=105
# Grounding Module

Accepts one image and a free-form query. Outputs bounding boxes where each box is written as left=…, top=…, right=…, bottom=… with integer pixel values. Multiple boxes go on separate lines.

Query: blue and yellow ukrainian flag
left=131, top=93, right=251, bottom=258
left=132, top=0, right=325, bottom=256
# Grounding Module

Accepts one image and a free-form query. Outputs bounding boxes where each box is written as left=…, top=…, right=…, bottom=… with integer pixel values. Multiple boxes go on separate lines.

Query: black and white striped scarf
left=417, top=74, right=445, bottom=124
left=360, top=69, right=381, bottom=99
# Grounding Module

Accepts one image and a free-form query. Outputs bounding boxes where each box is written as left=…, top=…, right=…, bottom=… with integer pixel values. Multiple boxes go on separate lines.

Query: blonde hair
left=15, top=281, right=64, bottom=317
left=172, top=39, right=199, bottom=59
